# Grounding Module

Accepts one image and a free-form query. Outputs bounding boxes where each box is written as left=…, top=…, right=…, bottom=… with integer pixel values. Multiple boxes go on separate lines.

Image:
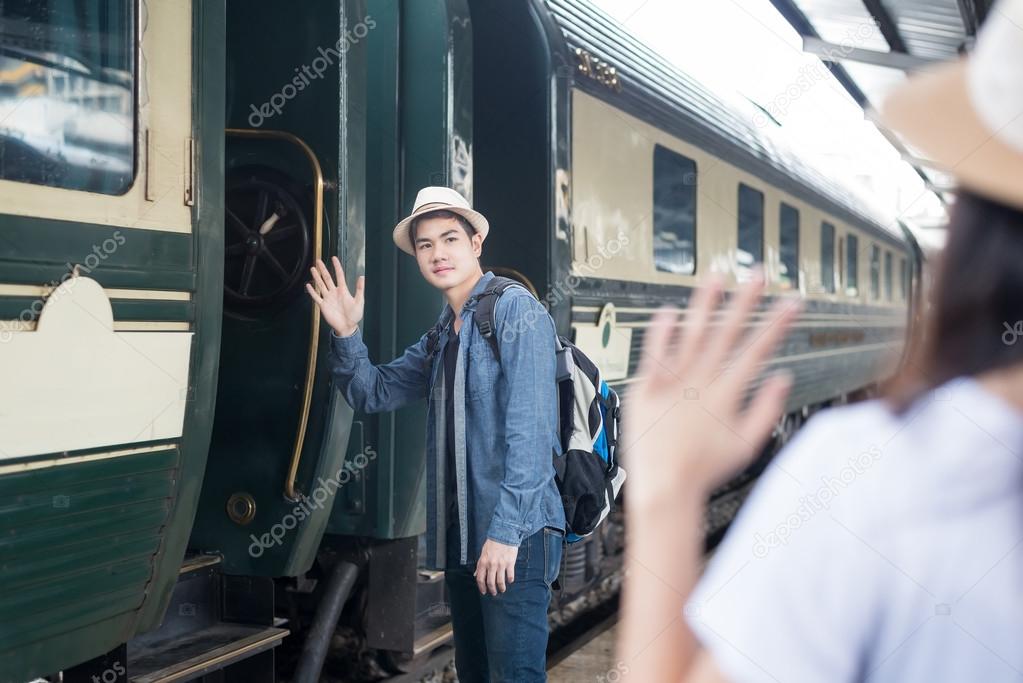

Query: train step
left=125, top=553, right=287, bottom=683
left=64, top=553, right=288, bottom=683
left=129, top=623, right=289, bottom=683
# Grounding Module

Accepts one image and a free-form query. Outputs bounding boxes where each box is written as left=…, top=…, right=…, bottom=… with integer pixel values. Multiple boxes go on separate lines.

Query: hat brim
left=392, top=205, right=490, bottom=256
left=879, top=59, right=1023, bottom=211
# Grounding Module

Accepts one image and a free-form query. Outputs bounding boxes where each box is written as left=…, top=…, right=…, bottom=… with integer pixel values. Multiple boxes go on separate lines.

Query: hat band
left=413, top=201, right=458, bottom=215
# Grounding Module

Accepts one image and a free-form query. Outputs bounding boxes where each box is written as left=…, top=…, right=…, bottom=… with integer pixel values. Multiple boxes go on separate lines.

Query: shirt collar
left=437, top=270, right=494, bottom=330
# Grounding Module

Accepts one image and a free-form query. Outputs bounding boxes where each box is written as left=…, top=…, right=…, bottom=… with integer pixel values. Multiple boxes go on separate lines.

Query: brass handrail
left=225, top=128, right=324, bottom=501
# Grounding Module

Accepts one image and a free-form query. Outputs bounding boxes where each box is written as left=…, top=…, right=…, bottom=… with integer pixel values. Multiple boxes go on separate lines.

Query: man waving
left=306, top=186, right=565, bottom=682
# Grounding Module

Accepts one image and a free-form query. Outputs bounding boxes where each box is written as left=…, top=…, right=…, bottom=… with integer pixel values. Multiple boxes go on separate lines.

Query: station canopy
left=768, top=0, right=993, bottom=207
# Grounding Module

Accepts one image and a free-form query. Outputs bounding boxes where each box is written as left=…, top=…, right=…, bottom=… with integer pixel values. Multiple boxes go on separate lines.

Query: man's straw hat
left=392, top=186, right=490, bottom=256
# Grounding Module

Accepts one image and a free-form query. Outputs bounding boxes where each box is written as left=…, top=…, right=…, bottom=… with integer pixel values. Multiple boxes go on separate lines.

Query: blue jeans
left=444, top=522, right=563, bottom=682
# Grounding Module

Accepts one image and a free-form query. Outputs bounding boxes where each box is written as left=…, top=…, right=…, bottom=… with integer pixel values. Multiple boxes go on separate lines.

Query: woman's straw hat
left=879, top=0, right=1023, bottom=210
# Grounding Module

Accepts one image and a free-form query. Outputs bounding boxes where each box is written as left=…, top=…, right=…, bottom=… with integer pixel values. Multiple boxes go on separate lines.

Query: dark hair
left=409, top=209, right=476, bottom=249
left=886, top=190, right=1023, bottom=412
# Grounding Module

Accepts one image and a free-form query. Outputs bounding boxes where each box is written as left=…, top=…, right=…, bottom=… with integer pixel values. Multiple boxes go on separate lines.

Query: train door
left=0, top=0, right=225, bottom=678
left=468, top=0, right=567, bottom=305
left=189, top=0, right=368, bottom=579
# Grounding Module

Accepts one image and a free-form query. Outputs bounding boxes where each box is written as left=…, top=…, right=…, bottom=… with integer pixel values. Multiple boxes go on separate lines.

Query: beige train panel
left=0, top=277, right=192, bottom=459
left=0, top=320, right=192, bottom=333
left=0, top=284, right=191, bottom=301
left=0, top=444, right=177, bottom=476
left=0, top=0, right=194, bottom=234
left=569, top=88, right=909, bottom=309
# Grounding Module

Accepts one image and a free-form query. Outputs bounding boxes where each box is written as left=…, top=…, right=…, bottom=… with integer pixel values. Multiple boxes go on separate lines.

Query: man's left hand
left=475, top=538, right=518, bottom=595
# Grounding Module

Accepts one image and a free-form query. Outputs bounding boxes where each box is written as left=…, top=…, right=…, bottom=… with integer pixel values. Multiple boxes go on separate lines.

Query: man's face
left=413, top=215, right=483, bottom=291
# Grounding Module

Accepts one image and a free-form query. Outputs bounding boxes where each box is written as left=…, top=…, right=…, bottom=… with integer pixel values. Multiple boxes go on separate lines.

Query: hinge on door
left=184, top=137, right=196, bottom=206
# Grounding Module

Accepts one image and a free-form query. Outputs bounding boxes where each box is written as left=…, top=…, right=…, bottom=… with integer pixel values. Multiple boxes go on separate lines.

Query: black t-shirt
left=443, top=331, right=459, bottom=525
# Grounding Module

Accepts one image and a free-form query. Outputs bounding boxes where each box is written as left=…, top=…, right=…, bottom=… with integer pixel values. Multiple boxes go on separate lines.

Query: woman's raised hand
left=305, top=256, right=365, bottom=337
left=622, top=274, right=800, bottom=512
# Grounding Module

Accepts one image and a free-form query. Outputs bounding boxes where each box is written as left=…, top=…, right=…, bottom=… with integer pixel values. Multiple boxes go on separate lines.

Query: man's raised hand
left=306, top=256, right=365, bottom=337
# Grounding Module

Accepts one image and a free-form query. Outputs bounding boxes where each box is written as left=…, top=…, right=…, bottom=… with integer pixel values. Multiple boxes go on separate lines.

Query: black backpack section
left=425, top=276, right=625, bottom=541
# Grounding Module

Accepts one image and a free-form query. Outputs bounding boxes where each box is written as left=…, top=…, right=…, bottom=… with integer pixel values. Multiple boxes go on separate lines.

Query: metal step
left=129, top=624, right=289, bottom=683
left=178, top=553, right=222, bottom=575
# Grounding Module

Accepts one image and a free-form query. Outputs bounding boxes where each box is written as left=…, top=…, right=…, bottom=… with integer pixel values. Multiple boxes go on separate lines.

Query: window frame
left=870, top=244, right=881, bottom=300
left=884, top=251, right=893, bottom=301
left=0, top=0, right=139, bottom=196
left=652, top=143, right=698, bottom=276
left=778, top=202, right=800, bottom=289
left=820, top=221, right=836, bottom=293
left=737, top=183, right=764, bottom=269
left=0, top=0, right=193, bottom=235
left=845, top=233, right=859, bottom=296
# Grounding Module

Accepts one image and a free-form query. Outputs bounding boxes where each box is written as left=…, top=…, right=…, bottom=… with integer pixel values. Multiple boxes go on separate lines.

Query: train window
left=870, top=244, right=881, bottom=299
left=653, top=145, right=697, bottom=275
left=900, top=257, right=909, bottom=300
left=737, top=184, right=764, bottom=268
left=0, top=0, right=136, bottom=194
left=820, top=221, right=836, bottom=293
left=779, top=203, right=799, bottom=288
left=884, top=251, right=893, bottom=301
left=845, top=234, right=859, bottom=295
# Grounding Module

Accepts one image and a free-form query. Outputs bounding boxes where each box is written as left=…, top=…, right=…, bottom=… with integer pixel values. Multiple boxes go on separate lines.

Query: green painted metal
left=0, top=448, right=179, bottom=680
left=0, top=215, right=195, bottom=289
left=0, top=0, right=226, bottom=677
left=468, top=0, right=557, bottom=298
left=189, top=0, right=366, bottom=577
left=134, top=0, right=227, bottom=634
left=0, top=298, right=193, bottom=322
left=326, top=0, right=474, bottom=541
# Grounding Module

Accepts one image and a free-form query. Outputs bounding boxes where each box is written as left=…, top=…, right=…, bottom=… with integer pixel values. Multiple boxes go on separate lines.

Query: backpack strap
left=424, top=320, right=444, bottom=360
left=472, top=276, right=527, bottom=363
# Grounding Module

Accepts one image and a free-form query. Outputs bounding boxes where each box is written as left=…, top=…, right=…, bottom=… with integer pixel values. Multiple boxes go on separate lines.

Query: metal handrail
left=225, top=128, right=324, bottom=501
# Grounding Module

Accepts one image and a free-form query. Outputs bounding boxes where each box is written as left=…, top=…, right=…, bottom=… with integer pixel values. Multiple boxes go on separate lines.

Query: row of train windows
left=653, top=144, right=909, bottom=300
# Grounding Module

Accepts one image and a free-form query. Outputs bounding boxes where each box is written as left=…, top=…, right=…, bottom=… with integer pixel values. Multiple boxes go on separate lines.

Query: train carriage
left=0, top=0, right=922, bottom=681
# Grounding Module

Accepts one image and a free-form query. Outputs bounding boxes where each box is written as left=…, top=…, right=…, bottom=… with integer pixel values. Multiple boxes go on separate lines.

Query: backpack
left=426, top=276, right=626, bottom=543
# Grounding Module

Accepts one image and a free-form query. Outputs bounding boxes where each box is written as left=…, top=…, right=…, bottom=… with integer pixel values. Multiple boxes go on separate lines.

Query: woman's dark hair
left=887, top=190, right=1023, bottom=412
left=409, top=209, right=476, bottom=248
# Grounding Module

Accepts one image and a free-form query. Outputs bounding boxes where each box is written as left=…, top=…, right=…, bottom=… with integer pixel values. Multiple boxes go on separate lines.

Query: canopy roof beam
left=802, top=36, right=940, bottom=71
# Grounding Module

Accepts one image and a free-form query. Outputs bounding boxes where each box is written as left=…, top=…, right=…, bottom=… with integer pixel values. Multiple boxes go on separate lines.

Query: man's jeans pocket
left=542, top=527, right=564, bottom=588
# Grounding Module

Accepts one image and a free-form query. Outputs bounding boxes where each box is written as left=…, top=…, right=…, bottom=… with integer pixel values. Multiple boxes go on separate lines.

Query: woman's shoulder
left=774, top=376, right=1023, bottom=515
left=767, top=397, right=899, bottom=483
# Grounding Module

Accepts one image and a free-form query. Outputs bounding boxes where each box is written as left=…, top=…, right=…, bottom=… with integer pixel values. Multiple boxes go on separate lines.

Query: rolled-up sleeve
left=328, top=327, right=433, bottom=414
left=486, top=293, right=559, bottom=546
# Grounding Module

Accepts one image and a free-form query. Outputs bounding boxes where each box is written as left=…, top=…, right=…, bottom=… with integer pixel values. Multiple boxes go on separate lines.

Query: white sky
left=588, top=0, right=948, bottom=241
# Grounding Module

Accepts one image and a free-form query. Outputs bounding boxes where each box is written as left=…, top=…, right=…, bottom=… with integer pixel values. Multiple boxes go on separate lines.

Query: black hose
left=293, top=560, right=360, bottom=683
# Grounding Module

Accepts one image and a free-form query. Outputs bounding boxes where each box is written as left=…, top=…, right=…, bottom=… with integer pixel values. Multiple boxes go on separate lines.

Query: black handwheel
left=224, top=166, right=312, bottom=313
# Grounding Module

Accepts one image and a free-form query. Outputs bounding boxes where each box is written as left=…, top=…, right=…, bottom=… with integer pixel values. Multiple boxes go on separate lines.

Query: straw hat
left=392, top=186, right=490, bottom=256
left=879, top=0, right=1023, bottom=210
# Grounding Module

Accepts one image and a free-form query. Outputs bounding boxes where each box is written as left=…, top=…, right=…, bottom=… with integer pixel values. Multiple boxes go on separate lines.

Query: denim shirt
left=327, top=271, right=566, bottom=568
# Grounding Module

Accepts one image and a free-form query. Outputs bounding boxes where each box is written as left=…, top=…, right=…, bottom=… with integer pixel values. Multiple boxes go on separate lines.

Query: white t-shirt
left=686, top=376, right=1023, bottom=682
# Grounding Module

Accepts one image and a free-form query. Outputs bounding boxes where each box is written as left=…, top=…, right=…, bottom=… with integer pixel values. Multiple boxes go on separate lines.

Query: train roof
left=539, top=0, right=909, bottom=249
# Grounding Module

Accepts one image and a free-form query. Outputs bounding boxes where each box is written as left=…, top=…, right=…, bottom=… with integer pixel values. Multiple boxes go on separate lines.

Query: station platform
left=548, top=624, right=619, bottom=682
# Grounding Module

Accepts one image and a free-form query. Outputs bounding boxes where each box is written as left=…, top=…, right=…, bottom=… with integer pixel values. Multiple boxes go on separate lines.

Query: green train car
left=0, top=0, right=923, bottom=681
